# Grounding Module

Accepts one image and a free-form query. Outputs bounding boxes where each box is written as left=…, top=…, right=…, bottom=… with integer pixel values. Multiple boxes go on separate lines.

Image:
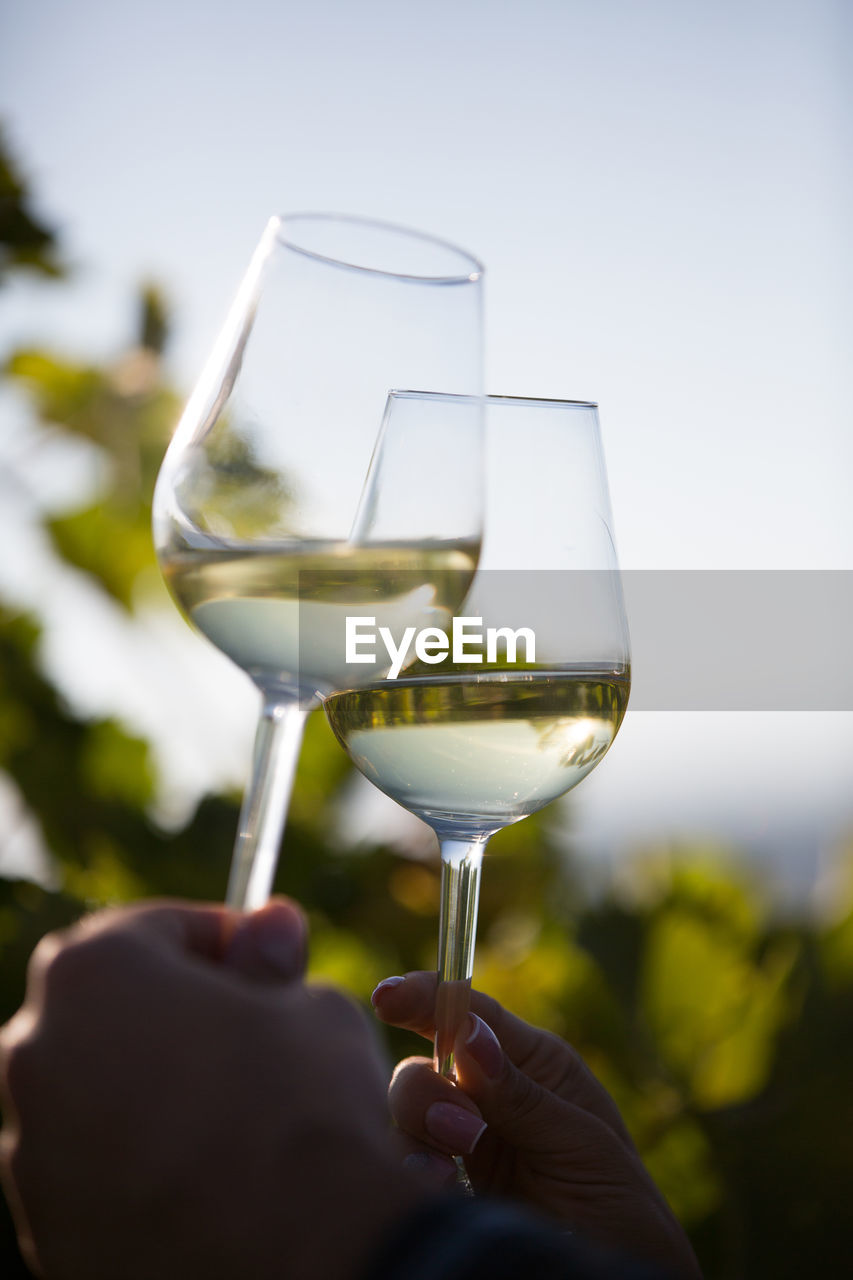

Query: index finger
left=61, top=896, right=308, bottom=959
left=12, top=900, right=228, bottom=1010
left=372, top=971, right=545, bottom=1070
left=70, top=898, right=235, bottom=958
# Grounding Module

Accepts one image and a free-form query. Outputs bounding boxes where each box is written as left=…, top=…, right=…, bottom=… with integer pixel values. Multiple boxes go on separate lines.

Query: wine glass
left=152, top=215, right=484, bottom=909
left=324, top=395, right=630, bottom=1081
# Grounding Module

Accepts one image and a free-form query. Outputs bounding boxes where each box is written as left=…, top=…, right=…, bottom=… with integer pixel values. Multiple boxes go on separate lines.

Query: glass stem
left=434, top=836, right=487, bottom=1079
left=226, top=696, right=310, bottom=910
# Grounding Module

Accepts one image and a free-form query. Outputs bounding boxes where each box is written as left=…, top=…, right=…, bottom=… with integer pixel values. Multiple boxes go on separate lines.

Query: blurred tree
left=0, top=126, right=851, bottom=1278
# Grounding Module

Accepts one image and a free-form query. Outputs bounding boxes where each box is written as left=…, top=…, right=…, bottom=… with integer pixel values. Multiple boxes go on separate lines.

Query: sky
left=1, top=0, right=851, bottom=903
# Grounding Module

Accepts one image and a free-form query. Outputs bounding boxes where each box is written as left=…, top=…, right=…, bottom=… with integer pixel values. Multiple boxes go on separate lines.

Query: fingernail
left=459, top=1014, right=503, bottom=1080
left=225, top=903, right=305, bottom=980
left=424, top=1101, right=487, bottom=1154
left=371, top=976, right=405, bottom=1008
left=402, top=1150, right=457, bottom=1187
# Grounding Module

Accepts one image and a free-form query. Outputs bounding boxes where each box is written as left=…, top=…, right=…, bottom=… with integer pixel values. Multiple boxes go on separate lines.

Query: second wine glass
left=324, top=396, right=630, bottom=1079
left=153, top=215, right=484, bottom=909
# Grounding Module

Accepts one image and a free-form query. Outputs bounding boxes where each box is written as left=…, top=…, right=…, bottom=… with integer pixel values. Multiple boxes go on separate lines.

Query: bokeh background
left=1, top=1, right=851, bottom=1275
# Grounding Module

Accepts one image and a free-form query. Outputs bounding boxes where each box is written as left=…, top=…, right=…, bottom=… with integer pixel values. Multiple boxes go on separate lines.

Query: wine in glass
left=153, top=215, right=484, bottom=909
left=324, top=396, right=630, bottom=1078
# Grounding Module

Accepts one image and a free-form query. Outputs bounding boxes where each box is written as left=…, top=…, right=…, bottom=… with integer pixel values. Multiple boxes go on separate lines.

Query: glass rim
left=272, top=211, right=484, bottom=284
left=390, top=389, right=600, bottom=410
left=487, top=393, right=599, bottom=410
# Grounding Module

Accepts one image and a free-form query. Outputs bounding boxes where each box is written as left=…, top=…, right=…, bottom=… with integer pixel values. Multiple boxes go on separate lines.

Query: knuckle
left=27, top=929, right=68, bottom=990
left=30, top=927, right=90, bottom=997
left=0, top=1128, right=23, bottom=1188
left=33, top=927, right=140, bottom=1001
left=0, top=1013, right=41, bottom=1110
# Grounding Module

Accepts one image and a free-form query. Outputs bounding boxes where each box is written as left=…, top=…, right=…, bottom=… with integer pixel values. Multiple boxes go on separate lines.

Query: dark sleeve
left=360, top=1195, right=671, bottom=1280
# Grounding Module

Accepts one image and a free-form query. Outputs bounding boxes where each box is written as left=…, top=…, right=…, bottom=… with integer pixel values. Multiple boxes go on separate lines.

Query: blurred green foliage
left=0, top=125, right=65, bottom=282
left=1, top=130, right=851, bottom=1278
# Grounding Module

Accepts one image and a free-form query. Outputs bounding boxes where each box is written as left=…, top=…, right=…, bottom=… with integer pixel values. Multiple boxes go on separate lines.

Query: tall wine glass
left=324, top=396, right=630, bottom=1080
left=153, top=215, right=484, bottom=909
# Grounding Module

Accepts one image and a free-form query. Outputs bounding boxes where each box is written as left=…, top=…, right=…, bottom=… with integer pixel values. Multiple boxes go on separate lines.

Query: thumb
left=223, top=898, right=307, bottom=983
left=453, top=1014, right=570, bottom=1151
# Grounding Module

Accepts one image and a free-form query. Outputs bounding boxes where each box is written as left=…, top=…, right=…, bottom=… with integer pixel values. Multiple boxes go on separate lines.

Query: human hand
left=372, top=971, right=701, bottom=1280
left=0, top=900, right=426, bottom=1280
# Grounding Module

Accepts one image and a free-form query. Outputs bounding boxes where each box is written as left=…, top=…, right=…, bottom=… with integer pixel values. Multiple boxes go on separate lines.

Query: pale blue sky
left=1, top=0, right=851, bottom=894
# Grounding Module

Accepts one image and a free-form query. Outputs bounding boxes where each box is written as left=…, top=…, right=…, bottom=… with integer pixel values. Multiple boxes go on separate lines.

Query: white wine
left=324, top=669, right=630, bottom=831
left=162, top=539, right=479, bottom=696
